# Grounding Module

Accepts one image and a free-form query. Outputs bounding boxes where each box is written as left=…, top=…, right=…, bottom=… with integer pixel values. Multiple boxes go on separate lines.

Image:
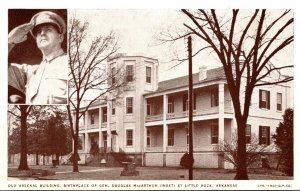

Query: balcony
left=145, top=146, right=163, bottom=152
left=87, top=124, right=99, bottom=130
left=146, top=107, right=221, bottom=122
left=224, top=106, right=233, bottom=114
left=79, top=124, right=84, bottom=130
left=145, top=114, right=163, bottom=122
left=145, top=145, right=220, bottom=152
left=101, top=122, right=107, bottom=128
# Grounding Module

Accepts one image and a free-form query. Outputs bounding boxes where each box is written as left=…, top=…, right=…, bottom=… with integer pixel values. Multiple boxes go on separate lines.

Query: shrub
left=180, top=152, right=194, bottom=169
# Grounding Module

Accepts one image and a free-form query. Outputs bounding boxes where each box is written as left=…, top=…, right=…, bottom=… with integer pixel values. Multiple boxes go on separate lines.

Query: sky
left=71, top=9, right=223, bottom=82
left=71, top=9, right=294, bottom=82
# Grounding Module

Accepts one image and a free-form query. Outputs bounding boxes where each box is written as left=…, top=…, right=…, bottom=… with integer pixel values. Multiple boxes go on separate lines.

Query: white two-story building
left=76, top=54, right=292, bottom=168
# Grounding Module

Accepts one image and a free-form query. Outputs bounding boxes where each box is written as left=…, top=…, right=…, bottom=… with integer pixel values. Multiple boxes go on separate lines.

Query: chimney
left=199, top=66, right=207, bottom=81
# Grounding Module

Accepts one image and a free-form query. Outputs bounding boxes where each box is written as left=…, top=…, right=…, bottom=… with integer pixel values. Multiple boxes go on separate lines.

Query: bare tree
left=67, top=16, right=128, bottom=172
left=8, top=105, right=32, bottom=170
left=185, top=9, right=293, bottom=179
left=217, top=131, right=273, bottom=168
left=159, top=9, right=293, bottom=179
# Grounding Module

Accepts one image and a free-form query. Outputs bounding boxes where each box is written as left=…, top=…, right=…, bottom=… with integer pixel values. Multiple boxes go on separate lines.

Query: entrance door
left=111, top=135, right=117, bottom=151
left=102, top=132, right=107, bottom=152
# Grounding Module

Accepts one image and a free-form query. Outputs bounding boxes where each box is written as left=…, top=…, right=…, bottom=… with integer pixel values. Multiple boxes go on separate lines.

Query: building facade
left=75, top=55, right=292, bottom=168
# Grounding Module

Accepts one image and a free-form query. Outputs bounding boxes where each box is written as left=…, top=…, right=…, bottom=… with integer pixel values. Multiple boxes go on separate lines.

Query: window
left=259, top=90, right=270, bottom=109
left=277, top=93, right=282, bottom=111
left=246, top=125, right=251, bottom=144
left=126, top=65, right=133, bottom=82
left=146, top=130, right=151, bottom=147
left=168, top=129, right=174, bottom=146
left=126, top=97, right=133, bottom=114
left=111, top=67, right=116, bottom=85
left=78, top=135, right=83, bottom=150
left=146, top=66, right=151, bottom=83
left=146, top=100, right=151, bottom=115
left=90, top=113, right=95, bottom=124
left=193, top=92, right=197, bottom=110
left=103, top=132, right=107, bottom=148
left=111, top=100, right=116, bottom=115
left=182, top=93, right=196, bottom=111
left=211, top=87, right=219, bottom=107
left=211, top=123, right=219, bottom=144
left=102, top=108, right=107, bottom=123
left=259, top=126, right=270, bottom=145
left=126, top=129, right=133, bottom=146
left=183, top=94, right=188, bottom=111
left=168, top=96, right=174, bottom=113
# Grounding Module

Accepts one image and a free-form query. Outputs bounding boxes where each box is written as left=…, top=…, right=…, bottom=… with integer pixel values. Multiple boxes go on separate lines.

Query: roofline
left=108, top=55, right=159, bottom=62
left=143, top=77, right=227, bottom=97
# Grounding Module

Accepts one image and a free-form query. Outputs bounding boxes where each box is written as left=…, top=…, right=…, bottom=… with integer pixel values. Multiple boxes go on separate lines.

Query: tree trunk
left=72, top=114, right=80, bottom=172
left=234, top=120, right=248, bottom=180
left=36, top=152, right=39, bottom=165
left=73, top=134, right=79, bottom=172
left=56, top=154, right=59, bottom=165
left=18, top=105, right=29, bottom=170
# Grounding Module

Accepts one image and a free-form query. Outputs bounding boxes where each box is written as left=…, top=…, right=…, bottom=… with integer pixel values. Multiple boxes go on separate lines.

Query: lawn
left=8, top=165, right=292, bottom=180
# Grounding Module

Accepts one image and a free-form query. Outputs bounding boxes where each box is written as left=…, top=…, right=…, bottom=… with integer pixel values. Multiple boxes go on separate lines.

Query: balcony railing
left=101, top=122, right=107, bottom=128
left=87, top=124, right=99, bottom=129
left=194, top=107, right=219, bottom=116
left=145, top=146, right=163, bottom=152
left=224, top=106, right=233, bottom=114
left=145, top=114, right=163, bottom=122
left=146, top=145, right=220, bottom=152
left=79, top=124, right=85, bottom=129
left=146, top=107, right=221, bottom=122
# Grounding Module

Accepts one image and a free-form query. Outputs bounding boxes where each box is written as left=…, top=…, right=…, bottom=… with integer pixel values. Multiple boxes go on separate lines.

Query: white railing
left=145, top=146, right=164, bottom=152
left=166, top=107, right=219, bottom=120
left=224, top=106, right=233, bottom=113
left=145, top=145, right=220, bottom=152
left=146, top=106, right=234, bottom=122
left=145, top=114, right=163, bottom=122
left=87, top=124, right=99, bottom=129
left=194, top=107, right=219, bottom=116
left=101, top=122, right=107, bottom=128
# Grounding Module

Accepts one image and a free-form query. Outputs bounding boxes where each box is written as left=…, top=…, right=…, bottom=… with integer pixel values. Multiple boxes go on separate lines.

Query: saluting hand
left=8, top=22, right=34, bottom=45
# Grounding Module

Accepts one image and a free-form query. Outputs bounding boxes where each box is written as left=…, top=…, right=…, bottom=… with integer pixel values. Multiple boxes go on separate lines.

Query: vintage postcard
left=1, top=1, right=299, bottom=191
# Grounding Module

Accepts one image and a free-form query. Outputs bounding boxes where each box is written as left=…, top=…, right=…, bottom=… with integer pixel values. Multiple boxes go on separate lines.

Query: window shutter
left=259, top=126, right=262, bottom=144
left=267, top=126, right=270, bottom=145
left=267, top=91, right=270, bottom=109
left=193, top=92, right=196, bottom=110
left=211, top=125, right=213, bottom=144
left=211, top=89, right=213, bottom=107
left=183, top=96, right=186, bottom=111
left=259, top=90, right=262, bottom=108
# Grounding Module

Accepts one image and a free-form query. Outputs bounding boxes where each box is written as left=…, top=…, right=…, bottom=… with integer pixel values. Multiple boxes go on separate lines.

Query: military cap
left=30, top=11, right=66, bottom=38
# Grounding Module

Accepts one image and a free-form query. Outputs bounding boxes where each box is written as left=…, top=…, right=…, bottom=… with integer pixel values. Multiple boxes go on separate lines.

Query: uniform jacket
left=10, top=48, right=68, bottom=104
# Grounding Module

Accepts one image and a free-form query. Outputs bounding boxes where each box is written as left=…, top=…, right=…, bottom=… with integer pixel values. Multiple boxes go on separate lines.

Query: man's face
left=35, top=24, right=63, bottom=52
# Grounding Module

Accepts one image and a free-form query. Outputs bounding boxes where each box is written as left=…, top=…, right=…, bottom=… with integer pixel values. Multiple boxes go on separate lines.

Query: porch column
left=107, top=105, right=111, bottom=152
left=144, top=98, right=148, bottom=152
left=98, top=108, right=102, bottom=148
left=218, top=83, right=225, bottom=144
left=84, top=112, right=88, bottom=153
left=163, top=94, right=168, bottom=152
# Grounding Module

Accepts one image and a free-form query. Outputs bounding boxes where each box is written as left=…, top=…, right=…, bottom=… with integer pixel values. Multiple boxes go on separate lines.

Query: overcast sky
left=71, top=9, right=294, bottom=82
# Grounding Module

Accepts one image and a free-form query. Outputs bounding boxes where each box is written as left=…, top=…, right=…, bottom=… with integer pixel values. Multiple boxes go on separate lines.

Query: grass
left=8, top=165, right=293, bottom=180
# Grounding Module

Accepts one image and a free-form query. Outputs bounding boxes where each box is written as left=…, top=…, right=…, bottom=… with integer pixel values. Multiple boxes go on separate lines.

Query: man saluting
left=8, top=11, right=68, bottom=104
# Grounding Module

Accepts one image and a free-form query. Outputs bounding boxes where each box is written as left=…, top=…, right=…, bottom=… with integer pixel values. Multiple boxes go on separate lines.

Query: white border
left=0, top=0, right=299, bottom=190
